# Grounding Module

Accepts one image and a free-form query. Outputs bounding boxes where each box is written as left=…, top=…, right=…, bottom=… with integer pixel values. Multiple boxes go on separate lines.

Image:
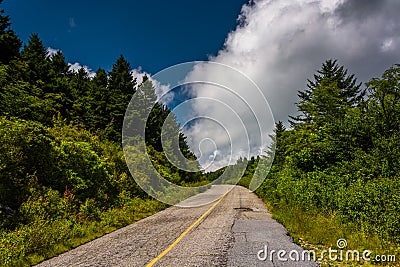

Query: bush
left=0, top=118, right=55, bottom=207
left=338, top=177, right=400, bottom=242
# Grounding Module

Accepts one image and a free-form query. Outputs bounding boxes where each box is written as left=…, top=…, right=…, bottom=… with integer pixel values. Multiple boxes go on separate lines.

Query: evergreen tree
left=291, top=59, right=363, bottom=125
left=108, top=55, right=135, bottom=96
left=123, top=76, right=157, bottom=143
left=20, top=33, right=50, bottom=83
left=285, top=61, right=365, bottom=171
left=106, top=55, right=136, bottom=141
left=92, top=68, right=108, bottom=88
left=0, top=0, right=21, bottom=65
left=269, top=121, right=286, bottom=168
left=146, top=102, right=169, bottom=151
left=46, top=50, right=72, bottom=119
left=87, top=68, right=109, bottom=130
left=69, top=67, right=91, bottom=125
left=49, top=50, right=70, bottom=78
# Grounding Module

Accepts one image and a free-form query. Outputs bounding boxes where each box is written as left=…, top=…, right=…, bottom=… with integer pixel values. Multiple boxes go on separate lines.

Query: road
left=36, top=185, right=319, bottom=267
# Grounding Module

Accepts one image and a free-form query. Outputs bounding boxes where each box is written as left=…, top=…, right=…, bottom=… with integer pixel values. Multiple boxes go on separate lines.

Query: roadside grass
left=0, top=179, right=213, bottom=267
left=0, top=198, right=167, bottom=267
left=264, top=203, right=399, bottom=267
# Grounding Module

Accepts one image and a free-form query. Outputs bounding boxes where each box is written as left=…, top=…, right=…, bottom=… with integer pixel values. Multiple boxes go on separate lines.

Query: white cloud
left=131, top=68, right=175, bottom=105
left=178, top=62, right=274, bottom=171
left=46, top=47, right=59, bottom=58
left=176, top=0, right=400, bottom=171
left=68, top=62, right=96, bottom=78
left=130, top=68, right=147, bottom=86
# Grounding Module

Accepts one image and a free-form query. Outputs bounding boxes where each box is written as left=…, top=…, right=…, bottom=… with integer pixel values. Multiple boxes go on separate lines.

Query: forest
left=0, top=0, right=399, bottom=265
left=0, top=2, right=206, bottom=265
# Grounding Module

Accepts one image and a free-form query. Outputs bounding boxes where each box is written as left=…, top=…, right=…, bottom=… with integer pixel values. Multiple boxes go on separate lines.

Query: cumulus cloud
left=174, top=0, right=400, bottom=171
left=178, top=62, right=274, bottom=171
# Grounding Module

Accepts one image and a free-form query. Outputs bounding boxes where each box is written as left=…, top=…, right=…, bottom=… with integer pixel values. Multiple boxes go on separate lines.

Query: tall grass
left=262, top=202, right=399, bottom=266
left=0, top=198, right=166, bottom=266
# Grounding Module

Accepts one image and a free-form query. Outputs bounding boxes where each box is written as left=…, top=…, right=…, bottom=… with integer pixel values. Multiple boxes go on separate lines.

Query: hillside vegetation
left=0, top=2, right=204, bottom=265
left=239, top=60, right=400, bottom=266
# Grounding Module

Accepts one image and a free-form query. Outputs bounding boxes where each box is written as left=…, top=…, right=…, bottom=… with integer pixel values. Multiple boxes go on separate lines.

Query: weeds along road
left=36, top=185, right=318, bottom=267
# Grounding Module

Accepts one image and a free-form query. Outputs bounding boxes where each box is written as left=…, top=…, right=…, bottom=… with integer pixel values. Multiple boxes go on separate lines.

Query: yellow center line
left=145, top=189, right=231, bottom=267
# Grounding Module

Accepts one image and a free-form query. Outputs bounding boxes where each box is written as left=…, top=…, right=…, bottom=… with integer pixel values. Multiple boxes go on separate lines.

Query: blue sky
left=3, top=0, right=399, bottom=170
left=3, top=0, right=247, bottom=73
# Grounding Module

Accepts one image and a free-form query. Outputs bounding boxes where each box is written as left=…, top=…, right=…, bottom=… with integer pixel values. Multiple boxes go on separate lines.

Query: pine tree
left=107, top=55, right=134, bottom=140
left=45, top=50, right=72, bottom=118
left=123, top=76, right=156, bottom=142
left=49, top=50, right=70, bottom=77
left=0, top=0, right=21, bottom=64
left=106, top=55, right=136, bottom=141
left=69, top=67, right=91, bottom=125
left=291, top=59, right=363, bottom=125
left=87, top=68, right=109, bottom=130
left=20, top=33, right=50, bottom=83
left=269, top=121, right=286, bottom=167
left=108, top=55, right=135, bottom=96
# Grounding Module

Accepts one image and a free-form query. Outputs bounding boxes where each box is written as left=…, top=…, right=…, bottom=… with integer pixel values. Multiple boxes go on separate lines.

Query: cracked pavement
left=36, top=185, right=319, bottom=267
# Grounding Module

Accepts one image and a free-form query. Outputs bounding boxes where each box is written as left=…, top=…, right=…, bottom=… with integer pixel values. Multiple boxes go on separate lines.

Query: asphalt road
left=36, top=185, right=319, bottom=267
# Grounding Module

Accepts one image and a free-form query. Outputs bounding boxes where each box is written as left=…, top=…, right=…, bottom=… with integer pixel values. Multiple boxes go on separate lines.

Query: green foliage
left=105, top=55, right=136, bottom=141
left=0, top=118, right=55, bottom=207
left=0, top=81, right=58, bottom=125
left=291, top=59, right=363, bottom=125
left=1, top=1, right=398, bottom=263
left=20, top=33, right=51, bottom=84
left=255, top=62, right=400, bottom=247
left=0, top=196, right=164, bottom=266
left=366, top=64, right=400, bottom=138
left=0, top=7, right=204, bottom=265
left=338, top=177, right=400, bottom=242
left=0, top=116, right=177, bottom=265
left=267, top=205, right=399, bottom=267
